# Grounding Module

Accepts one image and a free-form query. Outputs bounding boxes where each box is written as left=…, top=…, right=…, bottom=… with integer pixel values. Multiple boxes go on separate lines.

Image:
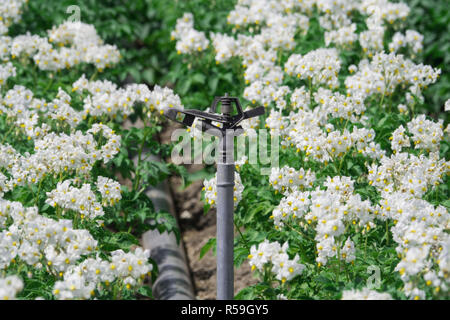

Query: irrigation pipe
left=125, top=119, right=195, bottom=300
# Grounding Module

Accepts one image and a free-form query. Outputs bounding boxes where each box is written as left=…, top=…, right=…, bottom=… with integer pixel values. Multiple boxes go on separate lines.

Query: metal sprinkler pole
left=163, top=93, right=264, bottom=301
left=216, top=95, right=235, bottom=300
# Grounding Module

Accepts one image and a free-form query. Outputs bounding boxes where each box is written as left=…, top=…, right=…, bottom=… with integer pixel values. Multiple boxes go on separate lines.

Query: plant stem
left=285, top=222, right=314, bottom=241
left=385, top=220, right=389, bottom=246
left=1, top=122, right=15, bottom=144
left=308, top=77, right=313, bottom=109
left=90, top=70, right=98, bottom=82
left=336, top=245, right=341, bottom=286
left=364, top=232, right=368, bottom=259
left=234, top=220, right=250, bottom=251
left=133, top=129, right=150, bottom=192
left=43, top=76, right=54, bottom=94
left=34, top=178, right=43, bottom=207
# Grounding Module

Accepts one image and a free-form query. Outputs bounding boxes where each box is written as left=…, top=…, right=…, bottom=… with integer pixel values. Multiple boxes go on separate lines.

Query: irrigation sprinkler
left=165, top=94, right=264, bottom=300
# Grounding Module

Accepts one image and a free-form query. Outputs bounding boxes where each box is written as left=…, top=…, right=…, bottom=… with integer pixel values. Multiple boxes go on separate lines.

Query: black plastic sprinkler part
left=164, top=94, right=265, bottom=134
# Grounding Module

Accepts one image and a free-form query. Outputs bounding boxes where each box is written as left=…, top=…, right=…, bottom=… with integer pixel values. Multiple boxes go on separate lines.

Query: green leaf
left=203, top=203, right=211, bottom=215
left=220, top=72, right=233, bottom=84
left=129, top=68, right=141, bottom=82
left=191, top=73, right=206, bottom=85
left=101, top=232, right=139, bottom=251
left=142, top=68, right=155, bottom=84
left=442, top=200, right=450, bottom=210
left=209, top=77, right=219, bottom=94
left=200, top=237, right=216, bottom=259
left=178, top=78, right=192, bottom=95
left=234, top=246, right=248, bottom=267
left=138, top=285, right=153, bottom=299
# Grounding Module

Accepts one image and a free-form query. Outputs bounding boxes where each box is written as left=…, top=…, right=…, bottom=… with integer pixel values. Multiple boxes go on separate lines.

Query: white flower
left=269, top=166, right=316, bottom=195
left=341, top=238, right=356, bottom=263
left=96, top=176, right=122, bottom=206
left=445, top=99, right=450, bottom=112
left=390, top=125, right=410, bottom=154
left=248, top=240, right=305, bottom=283
left=0, top=275, right=23, bottom=300
left=171, top=13, right=209, bottom=54
left=285, top=48, right=341, bottom=89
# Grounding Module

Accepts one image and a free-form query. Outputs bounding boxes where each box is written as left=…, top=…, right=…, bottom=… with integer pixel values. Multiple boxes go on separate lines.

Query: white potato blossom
left=243, top=81, right=277, bottom=106
left=10, top=33, right=48, bottom=58
left=248, top=240, right=305, bottom=283
left=360, top=26, right=384, bottom=53
left=53, top=247, right=152, bottom=300
left=360, top=0, right=410, bottom=25
left=0, top=197, right=153, bottom=300
left=0, top=198, right=98, bottom=272
left=271, top=190, right=311, bottom=228
left=325, top=24, right=357, bottom=48
left=2, top=19, right=121, bottom=71
left=345, top=52, right=441, bottom=100
left=269, top=166, right=316, bottom=195
left=290, top=86, right=311, bottom=110
left=445, top=99, right=450, bottom=112
left=268, top=173, right=377, bottom=267
left=86, top=123, right=121, bottom=163
left=109, top=248, right=152, bottom=285
left=284, top=48, right=341, bottom=89
left=171, top=13, right=209, bottom=54
left=341, top=238, right=356, bottom=263
left=314, top=88, right=366, bottom=122
left=406, top=114, right=444, bottom=152
left=377, top=192, right=450, bottom=298
left=282, top=111, right=384, bottom=163
left=0, top=0, right=27, bottom=29
left=210, top=33, right=239, bottom=63
left=45, top=21, right=120, bottom=71
left=368, top=151, right=448, bottom=197
left=0, top=275, right=23, bottom=300
left=389, top=30, right=423, bottom=55
left=307, top=187, right=375, bottom=266
left=45, top=179, right=105, bottom=220
left=244, top=60, right=283, bottom=86
left=0, top=61, right=15, bottom=88
left=53, top=272, right=96, bottom=300
left=0, top=130, right=98, bottom=186
left=390, top=125, right=410, bottom=154
left=96, top=176, right=122, bottom=206
left=0, top=0, right=120, bottom=70
left=0, top=36, right=12, bottom=60
left=261, top=13, right=309, bottom=51
left=264, top=109, right=289, bottom=136
left=0, top=123, right=121, bottom=187
left=73, top=75, right=183, bottom=118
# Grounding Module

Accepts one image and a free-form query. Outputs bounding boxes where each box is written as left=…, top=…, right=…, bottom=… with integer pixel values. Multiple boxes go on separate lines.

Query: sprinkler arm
left=164, top=105, right=265, bottom=133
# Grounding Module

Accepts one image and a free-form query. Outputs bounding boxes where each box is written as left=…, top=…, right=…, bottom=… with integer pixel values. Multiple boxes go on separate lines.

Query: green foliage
left=404, top=0, right=450, bottom=116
